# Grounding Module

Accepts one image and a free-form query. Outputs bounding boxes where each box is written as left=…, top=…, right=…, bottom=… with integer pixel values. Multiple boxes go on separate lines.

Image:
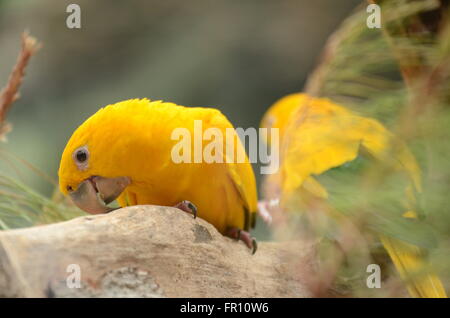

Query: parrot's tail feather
left=380, top=235, right=447, bottom=298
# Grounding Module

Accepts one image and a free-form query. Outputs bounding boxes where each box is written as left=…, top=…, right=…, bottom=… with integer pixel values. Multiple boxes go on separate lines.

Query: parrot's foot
left=226, top=227, right=257, bottom=254
left=174, top=200, right=197, bottom=219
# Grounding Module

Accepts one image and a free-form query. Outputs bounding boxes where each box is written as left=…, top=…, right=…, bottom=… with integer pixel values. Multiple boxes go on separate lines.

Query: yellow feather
left=380, top=234, right=446, bottom=298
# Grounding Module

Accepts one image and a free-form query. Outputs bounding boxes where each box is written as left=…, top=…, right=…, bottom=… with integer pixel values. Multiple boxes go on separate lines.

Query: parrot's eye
left=72, top=146, right=89, bottom=170
left=76, top=150, right=87, bottom=162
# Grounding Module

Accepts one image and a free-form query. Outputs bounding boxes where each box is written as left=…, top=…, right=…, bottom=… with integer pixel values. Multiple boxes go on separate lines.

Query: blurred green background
left=0, top=0, right=360, bottom=202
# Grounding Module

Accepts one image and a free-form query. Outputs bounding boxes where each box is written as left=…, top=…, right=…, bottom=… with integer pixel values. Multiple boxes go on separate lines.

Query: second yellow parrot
left=260, top=93, right=447, bottom=297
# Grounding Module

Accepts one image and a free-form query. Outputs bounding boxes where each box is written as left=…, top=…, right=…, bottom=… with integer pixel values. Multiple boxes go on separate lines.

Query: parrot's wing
left=281, top=104, right=363, bottom=193
left=281, top=101, right=421, bottom=194
left=206, top=109, right=258, bottom=230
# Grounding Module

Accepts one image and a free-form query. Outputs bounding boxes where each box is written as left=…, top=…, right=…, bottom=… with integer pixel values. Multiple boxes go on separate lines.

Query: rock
left=0, top=205, right=315, bottom=297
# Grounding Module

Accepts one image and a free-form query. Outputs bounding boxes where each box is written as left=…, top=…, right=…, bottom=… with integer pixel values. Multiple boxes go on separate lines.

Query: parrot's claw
left=174, top=200, right=197, bottom=219
left=226, top=227, right=257, bottom=254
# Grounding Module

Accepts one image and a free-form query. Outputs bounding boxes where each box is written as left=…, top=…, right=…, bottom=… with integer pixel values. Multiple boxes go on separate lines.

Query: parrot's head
left=58, top=101, right=147, bottom=214
left=260, top=93, right=308, bottom=145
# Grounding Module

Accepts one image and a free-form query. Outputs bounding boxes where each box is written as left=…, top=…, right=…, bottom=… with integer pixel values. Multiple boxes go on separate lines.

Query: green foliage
left=0, top=156, right=84, bottom=230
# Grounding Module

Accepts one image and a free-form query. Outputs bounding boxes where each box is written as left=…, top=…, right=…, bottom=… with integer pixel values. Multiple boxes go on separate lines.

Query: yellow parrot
left=260, top=93, right=447, bottom=297
left=59, top=98, right=258, bottom=252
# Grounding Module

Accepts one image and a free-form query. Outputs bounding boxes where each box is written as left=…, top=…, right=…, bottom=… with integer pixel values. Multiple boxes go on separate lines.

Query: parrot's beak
left=69, top=176, right=131, bottom=214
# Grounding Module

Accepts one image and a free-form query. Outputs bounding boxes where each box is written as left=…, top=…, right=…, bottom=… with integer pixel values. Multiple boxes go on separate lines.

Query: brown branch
left=0, top=32, right=41, bottom=141
left=0, top=206, right=316, bottom=297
